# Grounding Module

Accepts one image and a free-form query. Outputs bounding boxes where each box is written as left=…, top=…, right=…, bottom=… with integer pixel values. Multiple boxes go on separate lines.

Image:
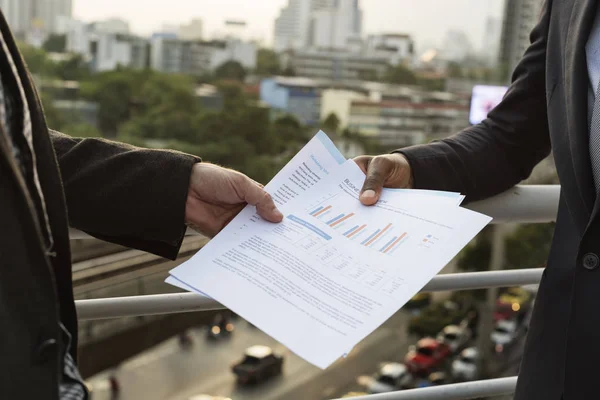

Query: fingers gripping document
left=167, top=132, right=491, bottom=368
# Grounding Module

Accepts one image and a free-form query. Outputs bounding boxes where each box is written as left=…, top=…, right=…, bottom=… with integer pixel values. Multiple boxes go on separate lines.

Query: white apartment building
left=284, top=48, right=390, bottom=81
left=0, top=0, right=72, bottom=37
left=95, top=33, right=148, bottom=72
left=310, top=0, right=362, bottom=50
left=150, top=37, right=256, bottom=75
left=273, top=0, right=335, bottom=52
left=63, top=19, right=148, bottom=72
left=365, top=34, right=415, bottom=65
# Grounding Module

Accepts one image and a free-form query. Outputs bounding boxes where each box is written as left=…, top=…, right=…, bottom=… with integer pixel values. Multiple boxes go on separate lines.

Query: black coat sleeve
left=396, top=0, right=553, bottom=202
left=50, top=130, right=201, bottom=260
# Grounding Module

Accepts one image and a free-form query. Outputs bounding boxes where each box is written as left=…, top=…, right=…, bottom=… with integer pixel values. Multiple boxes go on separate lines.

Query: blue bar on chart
left=384, top=232, right=408, bottom=254
left=326, top=213, right=345, bottom=225
left=380, top=236, right=398, bottom=252
left=287, top=214, right=332, bottom=240
left=343, top=225, right=359, bottom=236
left=361, top=229, right=381, bottom=245
left=310, top=206, right=324, bottom=216
left=312, top=205, right=332, bottom=218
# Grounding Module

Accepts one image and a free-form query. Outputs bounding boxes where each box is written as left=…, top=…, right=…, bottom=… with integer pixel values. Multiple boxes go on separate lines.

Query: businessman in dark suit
left=356, top=1, right=600, bottom=398
left=0, top=11, right=282, bottom=400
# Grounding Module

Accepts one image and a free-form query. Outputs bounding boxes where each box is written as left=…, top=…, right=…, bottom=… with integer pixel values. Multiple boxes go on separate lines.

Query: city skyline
left=73, top=0, right=504, bottom=52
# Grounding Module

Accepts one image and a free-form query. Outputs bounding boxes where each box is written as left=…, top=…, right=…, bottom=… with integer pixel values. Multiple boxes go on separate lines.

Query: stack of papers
left=166, top=131, right=491, bottom=369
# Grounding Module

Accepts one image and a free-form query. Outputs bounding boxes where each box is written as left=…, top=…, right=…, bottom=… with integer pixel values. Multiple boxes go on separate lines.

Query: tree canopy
left=214, top=60, right=247, bottom=82
left=256, top=48, right=281, bottom=76
left=384, top=63, right=418, bottom=85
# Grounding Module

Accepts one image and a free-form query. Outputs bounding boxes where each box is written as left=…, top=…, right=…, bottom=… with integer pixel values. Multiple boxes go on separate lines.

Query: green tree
left=52, top=54, right=90, bottom=81
left=384, top=64, right=417, bottom=85
left=40, top=92, right=65, bottom=130
left=504, top=223, right=555, bottom=270
left=256, top=48, right=281, bottom=76
left=81, top=69, right=152, bottom=137
left=321, top=112, right=340, bottom=133
left=119, top=73, right=201, bottom=143
left=43, top=34, right=67, bottom=53
left=62, top=122, right=102, bottom=138
left=357, top=69, right=379, bottom=81
left=280, top=66, right=296, bottom=76
left=18, top=42, right=53, bottom=76
left=273, top=114, right=306, bottom=143
left=215, top=81, right=248, bottom=111
left=214, top=60, right=247, bottom=81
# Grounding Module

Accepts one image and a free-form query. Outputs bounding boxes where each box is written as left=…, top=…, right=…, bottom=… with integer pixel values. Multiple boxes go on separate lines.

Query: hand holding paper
left=167, top=131, right=490, bottom=369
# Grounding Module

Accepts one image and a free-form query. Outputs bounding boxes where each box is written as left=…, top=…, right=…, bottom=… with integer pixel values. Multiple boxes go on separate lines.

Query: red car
left=404, top=338, right=451, bottom=375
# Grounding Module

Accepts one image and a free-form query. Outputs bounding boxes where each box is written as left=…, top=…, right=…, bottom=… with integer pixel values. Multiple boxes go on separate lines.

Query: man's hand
left=354, top=153, right=414, bottom=206
left=185, top=163, right=283, bottom=237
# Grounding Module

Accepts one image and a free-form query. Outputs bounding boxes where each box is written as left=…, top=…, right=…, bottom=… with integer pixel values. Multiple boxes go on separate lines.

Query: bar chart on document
left=306, top=193, right=439, bottom=255
left=266, top=213, right=408, bottom=297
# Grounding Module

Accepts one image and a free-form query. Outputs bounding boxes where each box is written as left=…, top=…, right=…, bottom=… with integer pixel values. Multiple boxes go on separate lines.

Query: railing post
left=477, top=224, right=508, bottom=378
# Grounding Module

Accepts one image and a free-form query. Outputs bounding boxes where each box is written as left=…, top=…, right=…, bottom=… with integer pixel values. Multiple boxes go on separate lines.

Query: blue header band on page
left=287, top=214, right=332, bottom=240
left=315, top=130, right=346, bottom=165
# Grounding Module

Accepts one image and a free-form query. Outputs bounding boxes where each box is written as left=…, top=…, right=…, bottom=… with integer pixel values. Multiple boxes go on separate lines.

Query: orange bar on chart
left=365, top=223, right=392, bottom=246
left=312, top=205, right=332, bottom=217
left=384, top=232, right=407, bottom=253
left=330, top=213, right=355, bottom=227
left=347, top=224, right=366, bottom=238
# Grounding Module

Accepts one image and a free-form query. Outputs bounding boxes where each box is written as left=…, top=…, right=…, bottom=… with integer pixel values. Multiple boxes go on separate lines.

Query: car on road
left=451, top=347, right=481, bottom=381
left=491, top=319, right=520, bottom=353
left=232, top=345, right=283, bottom=385
left=404, top=338, right=451, bottom=375
left=436, top=324, right=472, bottom=353
left=188, top=395, right=232, bottom=400
left=366, top=362, right=412, bottom=393
left=494, top=287, right=533, bottom=322
left=408, top=299, right=479, bottom=337
left=206, top=314, right=234, bottom=340
left=415, top=372, right=449, bottom=388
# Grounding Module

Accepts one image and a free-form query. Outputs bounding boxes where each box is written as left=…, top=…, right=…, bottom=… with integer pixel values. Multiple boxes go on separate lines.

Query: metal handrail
left=68, top=185, right=561, bottom=240
left=75, top=267, right=543, bottom=320
left=331, top=376, right=518, bottom=400
left=69, top=185, right=556, bottom=400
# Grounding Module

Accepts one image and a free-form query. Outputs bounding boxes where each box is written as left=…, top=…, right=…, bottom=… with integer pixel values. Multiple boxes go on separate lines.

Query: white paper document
left=166, top=131, right=346, bottom=293
left=167, top=134, right=491, bottom=368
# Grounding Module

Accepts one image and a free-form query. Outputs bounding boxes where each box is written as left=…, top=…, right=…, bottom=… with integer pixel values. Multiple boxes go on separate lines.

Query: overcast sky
left=73, top=0, right=504, bottom=52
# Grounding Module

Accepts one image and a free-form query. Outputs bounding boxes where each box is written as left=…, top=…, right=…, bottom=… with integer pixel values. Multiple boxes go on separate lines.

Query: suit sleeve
left=396, top=0, right=553, bottom=202
left=50, top=130, right=201, bottom=260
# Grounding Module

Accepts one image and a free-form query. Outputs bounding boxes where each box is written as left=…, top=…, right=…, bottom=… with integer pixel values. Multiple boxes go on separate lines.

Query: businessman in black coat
left=356, top=1, right=600, bottom=398
left=0, top=10, right=282, bottom=400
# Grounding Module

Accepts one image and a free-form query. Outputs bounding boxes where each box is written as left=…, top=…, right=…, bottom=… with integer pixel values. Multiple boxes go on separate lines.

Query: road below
left=87, top=312, right=410, bottom=400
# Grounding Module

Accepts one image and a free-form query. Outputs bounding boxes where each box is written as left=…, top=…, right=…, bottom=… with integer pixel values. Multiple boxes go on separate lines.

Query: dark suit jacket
left=398, top=1, right=600, bottom=398
left=0, top=13, right=200, bottom=400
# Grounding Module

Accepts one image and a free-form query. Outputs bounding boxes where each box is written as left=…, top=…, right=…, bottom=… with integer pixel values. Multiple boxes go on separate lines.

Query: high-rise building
left=0, top=0, right=72, bottom=37
left=482, top=17, right=501, bottom=67
left=499, top=0, right=544, bottom=79
left=310, top=0, right=362, bottom=50
left=273, top=0, right=335, bottom=52
left=440, top=30, right=473, bottom=62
